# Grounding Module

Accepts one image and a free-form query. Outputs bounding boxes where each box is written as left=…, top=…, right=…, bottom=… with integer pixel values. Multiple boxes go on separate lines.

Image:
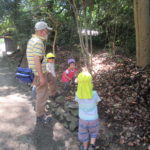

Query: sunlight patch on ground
left=0, top=67, right=9, bottom=71
left=92, top=52, right=117, bottom=75
left=0, top=86, right=16, bottom=90
left=65, top=138, right=76, bottom=148
left=0, top=122, right=29, bottom=134
left=0, top=102, right=35, bottom=144
left=0, top=52, right=36, bottom=150
left=0, top=72, right=14, bottom=75
left=53, top=122, right=65, bottom=141
left=0, top=93, right=29, bottom=102
left=53, top=122, right=78, bottom=149
left=1, top=140, right=36, bottom=150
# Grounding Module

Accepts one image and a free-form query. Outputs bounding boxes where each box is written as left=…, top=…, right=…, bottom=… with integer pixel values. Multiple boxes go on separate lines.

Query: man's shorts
left=78, top=119, right=100, bottom=142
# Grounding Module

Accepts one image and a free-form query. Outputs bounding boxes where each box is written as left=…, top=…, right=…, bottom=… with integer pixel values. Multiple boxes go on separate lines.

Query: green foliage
left=12, top=10, right=34, bottom=50
left=94, top=0, right=135, bottom=52
left=0, top=0, right=34, bottom=51
left=0, top=17, right=15, bottom=35
left=0, top=39, right=4, bottom=44
left=57, top=23, right=78, bottom=45
left=0, top=0, right=135, bottom=55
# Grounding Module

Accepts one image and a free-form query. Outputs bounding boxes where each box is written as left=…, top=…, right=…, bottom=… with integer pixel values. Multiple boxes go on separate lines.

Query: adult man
left=26, top=21, right=52, bottom=124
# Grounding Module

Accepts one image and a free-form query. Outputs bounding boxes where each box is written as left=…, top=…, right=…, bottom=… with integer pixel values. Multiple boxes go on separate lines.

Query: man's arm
left=34, top=55, right=46, bottom=86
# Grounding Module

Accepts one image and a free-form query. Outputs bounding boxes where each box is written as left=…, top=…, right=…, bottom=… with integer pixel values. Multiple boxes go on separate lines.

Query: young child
left=75, top=68, right=101, bottom=150
left=46, top=52, right=58, bottom=98
left=61, top=58, right=77, bottom=95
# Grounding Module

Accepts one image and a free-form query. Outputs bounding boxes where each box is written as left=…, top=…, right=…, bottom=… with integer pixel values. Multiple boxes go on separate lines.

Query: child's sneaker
left=80, top=145, right=88, bottom=150
left=89, top=144, right=96, bottom=150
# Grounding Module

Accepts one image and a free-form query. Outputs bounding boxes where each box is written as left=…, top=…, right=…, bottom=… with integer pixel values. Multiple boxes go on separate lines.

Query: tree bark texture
left=134, top=0, right=150, bottom=67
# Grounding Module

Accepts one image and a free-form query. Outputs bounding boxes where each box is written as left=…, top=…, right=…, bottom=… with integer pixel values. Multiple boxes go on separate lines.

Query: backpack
left=15, top=56, right=44, bottom=83
left=16, top=67, right=34, bottom=83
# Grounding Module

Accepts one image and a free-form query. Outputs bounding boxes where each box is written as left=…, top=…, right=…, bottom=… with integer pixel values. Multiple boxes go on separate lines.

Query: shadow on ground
left=32, top=124, right=61, bottom=150
left=0, top=57, right=79, bottom=150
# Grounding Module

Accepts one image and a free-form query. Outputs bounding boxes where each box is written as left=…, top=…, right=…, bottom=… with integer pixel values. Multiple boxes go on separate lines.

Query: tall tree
left=134, top=0, right=150, bottom=67
left=68, top=0, right=94, bottom=70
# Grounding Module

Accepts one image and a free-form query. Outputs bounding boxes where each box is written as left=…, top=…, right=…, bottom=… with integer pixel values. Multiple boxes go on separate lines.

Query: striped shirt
left=26, top=34, right=47, bottom=75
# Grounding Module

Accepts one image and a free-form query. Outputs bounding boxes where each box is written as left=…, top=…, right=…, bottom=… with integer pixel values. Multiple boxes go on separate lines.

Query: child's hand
left=75, top=78, right=78, bottom=83
left=68, top=77, right=71, bottom=81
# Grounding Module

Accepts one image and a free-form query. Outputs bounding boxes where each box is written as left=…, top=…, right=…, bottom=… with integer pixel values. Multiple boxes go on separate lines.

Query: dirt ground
left=1, top=48, right=148, bottom=150
left=0, top=57, right=79, bottom=150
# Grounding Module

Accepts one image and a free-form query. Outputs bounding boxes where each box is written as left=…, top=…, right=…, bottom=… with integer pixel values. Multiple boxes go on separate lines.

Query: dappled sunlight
left=0, top=72, right=13, bottom=75
left=0, top=86, right=16, bottom=90
left=90, top=51, right=150, bottom=149
left=0, top=140, right=35, bottom=150
left=52, top=122, right=78, bottom=149
left=0, top=67, right=10, bottom=71
left=0, top=93, right=35, bottom=135
left=0, top=92, right=29, bottom=102
left=0, top=102, right=35, bottom=125
left=53, top=122, right=66, bottom=141
left=0, top=122, right=30, bottom=135
left=65, top=138, right=77, bottom=149
left=0, top=49, right=37, bottom=150
left=6, top=93, right=29, bottom=101
left=0, top=99, right=35, bottom=149
left=92, top=52, right=117, bottom=75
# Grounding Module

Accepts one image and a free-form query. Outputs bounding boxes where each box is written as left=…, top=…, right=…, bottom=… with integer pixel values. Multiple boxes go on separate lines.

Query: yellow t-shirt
left=26, top=34, right=47, bottom=75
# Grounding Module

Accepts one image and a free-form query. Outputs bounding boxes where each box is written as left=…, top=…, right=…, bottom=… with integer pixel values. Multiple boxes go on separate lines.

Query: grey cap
left=35, top=21, right=52, bottom=30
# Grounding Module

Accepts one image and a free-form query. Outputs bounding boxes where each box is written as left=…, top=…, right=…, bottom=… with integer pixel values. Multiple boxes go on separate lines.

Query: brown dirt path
left=0, top=57, right=79, bottom=150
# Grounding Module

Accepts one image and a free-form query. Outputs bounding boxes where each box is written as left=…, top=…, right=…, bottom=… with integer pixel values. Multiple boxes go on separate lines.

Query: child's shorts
left=78, top=119, right=100, bottom=143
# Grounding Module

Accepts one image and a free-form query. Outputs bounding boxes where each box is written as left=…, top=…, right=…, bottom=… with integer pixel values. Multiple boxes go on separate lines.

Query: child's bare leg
left=89, top=138, right=96, bottom=149
left=90, top=138, right=96, bottom=145
left=83, top=141, right=89, bottom=149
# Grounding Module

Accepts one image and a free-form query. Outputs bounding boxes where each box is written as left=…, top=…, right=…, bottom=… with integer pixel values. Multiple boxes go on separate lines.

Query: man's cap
left=35, top=21, right=52, bottom=31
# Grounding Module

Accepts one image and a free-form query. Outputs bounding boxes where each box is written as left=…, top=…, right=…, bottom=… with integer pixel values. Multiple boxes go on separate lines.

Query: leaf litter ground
left=8, top=49, right=150, bottom=150
left=56, top=50, right=150, bottom=150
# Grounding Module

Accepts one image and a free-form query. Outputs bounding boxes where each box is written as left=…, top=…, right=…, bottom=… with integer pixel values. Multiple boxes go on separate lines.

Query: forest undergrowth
left=7, top=48, right=150, bottom=150
left=56, top=49, right=150, bottom=150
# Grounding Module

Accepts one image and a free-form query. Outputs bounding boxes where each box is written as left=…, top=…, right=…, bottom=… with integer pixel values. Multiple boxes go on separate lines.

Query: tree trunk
left=52, top=30, right=57, bottom=54
left=70, top=0, right=93, bottom=71
left=134, top=0, right=150, bottom=67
